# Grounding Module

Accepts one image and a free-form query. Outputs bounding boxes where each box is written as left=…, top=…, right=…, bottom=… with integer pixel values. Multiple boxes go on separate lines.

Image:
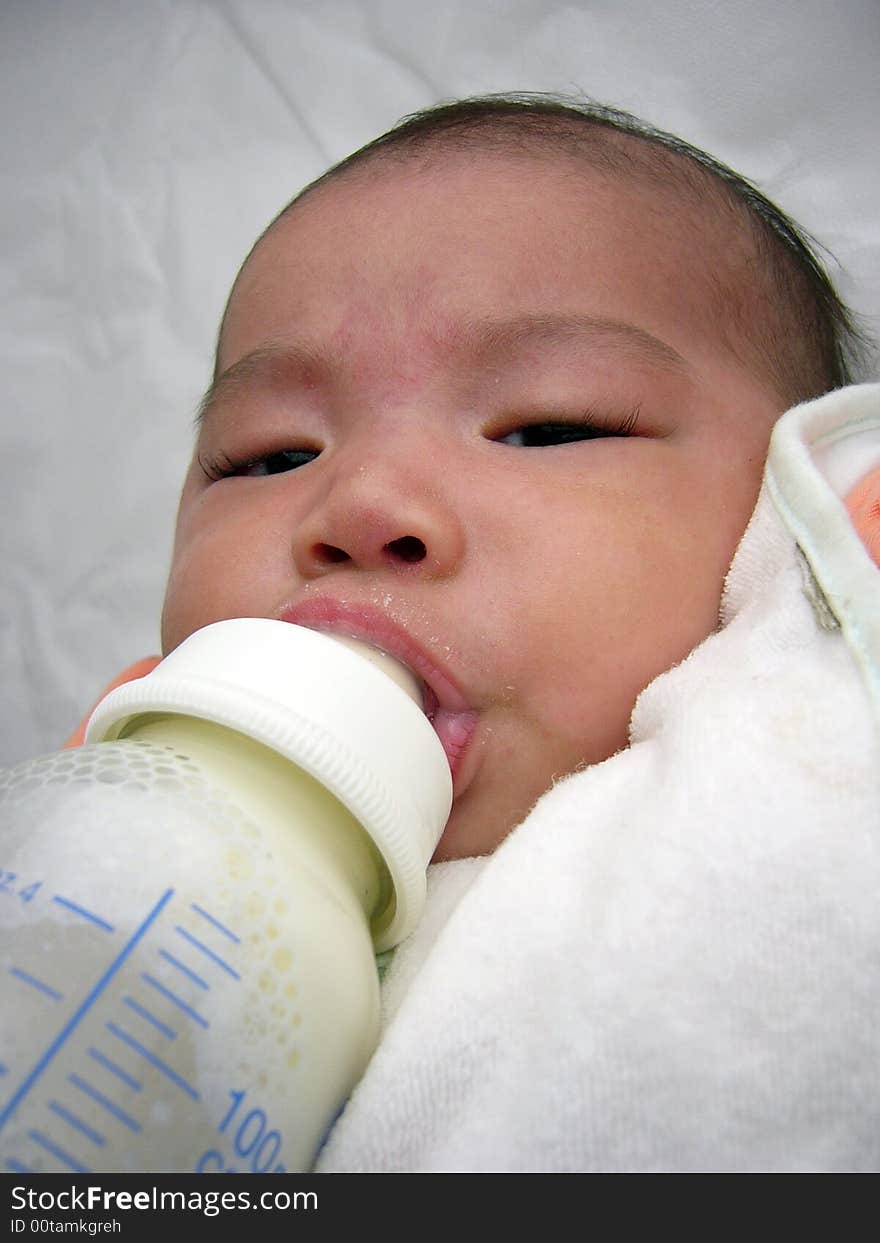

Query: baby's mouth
left=419, top=683, right=479, bottom=781
left=278, top=600, right=479, bottom=790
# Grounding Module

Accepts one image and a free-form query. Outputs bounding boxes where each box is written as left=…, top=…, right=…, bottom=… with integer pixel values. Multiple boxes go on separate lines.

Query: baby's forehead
left=220, top=141, right=755, bottom=393
left=281, top=135, right=741, bottom=250
left=215, top=102, right=857, bottom=420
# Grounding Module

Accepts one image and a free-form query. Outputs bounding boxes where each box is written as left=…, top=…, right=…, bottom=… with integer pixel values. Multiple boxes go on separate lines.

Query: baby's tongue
left=430, top=708, right=478, bottom=778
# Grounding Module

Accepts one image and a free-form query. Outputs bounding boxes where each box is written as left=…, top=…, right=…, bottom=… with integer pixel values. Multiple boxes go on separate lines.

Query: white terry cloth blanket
left=316, top=384, right=880, bottom=1174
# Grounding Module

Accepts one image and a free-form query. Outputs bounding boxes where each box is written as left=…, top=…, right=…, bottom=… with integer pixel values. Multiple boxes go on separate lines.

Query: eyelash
left=496, top=406, right=641, bottom=447
left=198, top=447, right=320, bottom=482
left=198, top=406, right=641, bottom=482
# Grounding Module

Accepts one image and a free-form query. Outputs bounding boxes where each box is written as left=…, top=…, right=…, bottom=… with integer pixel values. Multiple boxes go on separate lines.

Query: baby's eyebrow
left=457, top=312, right=690, bottom=373
left=195, top=343, right=323, bottom=428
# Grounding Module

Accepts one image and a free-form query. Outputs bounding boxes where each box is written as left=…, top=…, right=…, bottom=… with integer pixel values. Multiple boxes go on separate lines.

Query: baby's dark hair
left=254, top=91, right=872, bottom=407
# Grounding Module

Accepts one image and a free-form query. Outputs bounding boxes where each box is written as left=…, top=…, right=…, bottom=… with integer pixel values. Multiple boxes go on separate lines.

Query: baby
left=72, top=93, right=869, bottom=861
left=67, top=93, right=880, bottom=1172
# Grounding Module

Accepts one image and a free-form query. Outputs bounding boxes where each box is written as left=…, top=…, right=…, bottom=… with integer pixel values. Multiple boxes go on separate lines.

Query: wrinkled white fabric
left=317, top=385, right=880, bottom=1173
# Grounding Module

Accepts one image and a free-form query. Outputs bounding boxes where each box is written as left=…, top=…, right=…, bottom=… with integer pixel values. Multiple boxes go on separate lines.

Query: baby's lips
left=64, top=656, right=162, bottom=749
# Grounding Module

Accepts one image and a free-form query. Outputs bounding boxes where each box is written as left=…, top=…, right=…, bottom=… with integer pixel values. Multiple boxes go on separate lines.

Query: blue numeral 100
left=219, top=1089, right=284, bottom=1172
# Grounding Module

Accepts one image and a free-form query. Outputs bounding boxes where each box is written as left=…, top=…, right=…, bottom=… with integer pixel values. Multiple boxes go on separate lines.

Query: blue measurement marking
left=141, top=973, right=209, bottom=1029
left=52, top=895, right=115, bottom=933
left=158, top=949, right=208, bottom=990
left=0, top=1064, right=7, bottom=1076
left=6, top=1157, right=33, bottom=1172
left=29, top=1129, right=91, bottom=1174
left=123, top=997, right=177, bottom=1040
left=0, top=888, right=174, bottom=1137
left=87, top=1047, right=143, bottom=1093
left=106, top=1023, right=199, bottom=1101
left=69, top=1073, right=141, bottom=1134
left=191, top=903, right=240, bottom=943
left=175, top=927, right=240, bottom=979
left=9, top=967, right=63, bottom=1002
left=49, top=1100, right=106, bottom=1148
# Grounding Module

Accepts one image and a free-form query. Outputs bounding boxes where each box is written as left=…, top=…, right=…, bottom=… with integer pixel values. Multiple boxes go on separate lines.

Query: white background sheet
left=2, top=0, right=879, bottom=768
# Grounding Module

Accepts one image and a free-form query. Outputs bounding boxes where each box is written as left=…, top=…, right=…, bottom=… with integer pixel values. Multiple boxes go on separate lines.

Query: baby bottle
left=0, top=619, right=451, bottom=1174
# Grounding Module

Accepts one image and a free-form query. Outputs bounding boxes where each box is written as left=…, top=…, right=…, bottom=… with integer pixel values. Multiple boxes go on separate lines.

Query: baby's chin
left=431, top=722, right=634, bottom=861
left=429, top=785, right=536, bottom=862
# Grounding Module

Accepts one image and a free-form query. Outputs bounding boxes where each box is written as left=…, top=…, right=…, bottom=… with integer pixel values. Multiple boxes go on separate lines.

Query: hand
left=846, top=466, right=880, bottom=567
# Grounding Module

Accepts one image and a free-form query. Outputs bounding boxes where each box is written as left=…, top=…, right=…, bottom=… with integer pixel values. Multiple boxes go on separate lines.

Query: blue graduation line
left=49, top=1100, right=106, bottom=1148
left=190, top=903, right=240, bottom=943
left=68, top=1074, right=141, bottom=1134
left=0, top=889, right=174, bottom=1137
left=123, top=997, right=177, bottom=1040
left=87, top=1046, right=143, bottom=1093
left=158, top=949, right=208, bottom=990
left=174, top=927, right=240, bottom=979
left=52, top=895, right=115, bottom=933
left=5, top=1157, right=32, bottom=1173
left=9, top=967, right=62, bottom=1002
left=106, top=1023, right=199, bottom=1101
left=28, top=1129, right=91, bottom=1174
left=141, top=973, right=209, bottom=1029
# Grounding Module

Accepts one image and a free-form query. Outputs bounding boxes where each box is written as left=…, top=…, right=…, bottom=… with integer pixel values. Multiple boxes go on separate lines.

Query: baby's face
left=162, top=150, right=782, bottom=859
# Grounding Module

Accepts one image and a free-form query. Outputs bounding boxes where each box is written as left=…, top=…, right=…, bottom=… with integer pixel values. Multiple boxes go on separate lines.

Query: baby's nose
left=314, top=531, right=429, bottom=568
left=291, top=457, right=465, bottom=580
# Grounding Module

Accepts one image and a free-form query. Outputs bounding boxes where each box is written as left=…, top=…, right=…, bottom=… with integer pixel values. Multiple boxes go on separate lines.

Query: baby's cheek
left=161, top=532, right=232, bottom=651
left=163, top=511, right=299, bottom=654
left=514, top=665, right=635, bottom=772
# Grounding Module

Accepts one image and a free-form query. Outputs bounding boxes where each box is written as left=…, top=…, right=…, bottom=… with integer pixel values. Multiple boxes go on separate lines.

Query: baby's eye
left=200, top=447, right=319, bottom=481
left=498, top=411, right=639, bottom=447
left=240, top=449, right=319, bottom=476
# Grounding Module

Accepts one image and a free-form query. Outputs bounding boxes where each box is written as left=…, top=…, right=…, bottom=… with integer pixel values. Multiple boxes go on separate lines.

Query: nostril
left=386, top=535, right=427, bottom=563
left=315, top=543, right=350, bottom=564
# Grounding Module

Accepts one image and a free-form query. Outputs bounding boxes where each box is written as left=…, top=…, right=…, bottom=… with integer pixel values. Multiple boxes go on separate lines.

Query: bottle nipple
left=326, top=634, right=423, bottom=705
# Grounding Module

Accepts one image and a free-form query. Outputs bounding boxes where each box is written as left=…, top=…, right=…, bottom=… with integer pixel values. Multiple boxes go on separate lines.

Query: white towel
left=316, top=384, right=880, bottom=1173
